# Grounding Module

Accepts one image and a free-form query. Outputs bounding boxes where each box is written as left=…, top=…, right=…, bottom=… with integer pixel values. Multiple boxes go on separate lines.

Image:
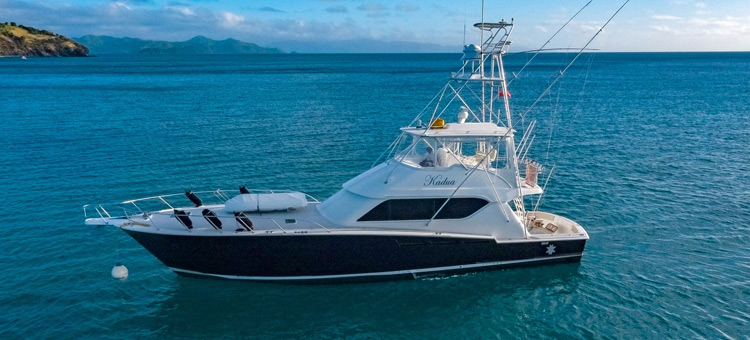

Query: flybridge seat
left=224, top=192, right=308, bottom=213
left=431, top=147, right=498, bottom=168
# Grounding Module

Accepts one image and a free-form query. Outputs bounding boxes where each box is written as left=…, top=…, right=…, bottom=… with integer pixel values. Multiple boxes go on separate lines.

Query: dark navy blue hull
left=123, top=230, right=586, bottom=282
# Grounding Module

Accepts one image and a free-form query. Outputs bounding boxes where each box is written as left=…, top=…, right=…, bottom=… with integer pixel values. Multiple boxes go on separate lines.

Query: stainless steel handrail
left=84, top=188, right=321, bottom=222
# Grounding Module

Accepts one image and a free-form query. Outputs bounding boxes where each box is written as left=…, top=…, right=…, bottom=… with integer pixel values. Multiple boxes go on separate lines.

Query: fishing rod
left=507, top=0, right=593, bottom=86
left=520, top=0, right=630, bottom=120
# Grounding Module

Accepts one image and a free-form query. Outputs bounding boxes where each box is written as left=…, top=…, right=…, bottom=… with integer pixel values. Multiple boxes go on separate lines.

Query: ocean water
left=1, top=52, right=749, bottom=339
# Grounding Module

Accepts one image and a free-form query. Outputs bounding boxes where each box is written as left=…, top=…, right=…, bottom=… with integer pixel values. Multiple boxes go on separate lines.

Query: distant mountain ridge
left=0, top=22, right=88, bottom=57
left=75, top=34, right=456, bottom=54
left=75, top=35, right=283, bottom=55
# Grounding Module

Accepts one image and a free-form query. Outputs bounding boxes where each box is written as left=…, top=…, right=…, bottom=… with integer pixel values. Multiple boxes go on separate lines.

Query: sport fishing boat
left=84, top=19, right=588, bottom=282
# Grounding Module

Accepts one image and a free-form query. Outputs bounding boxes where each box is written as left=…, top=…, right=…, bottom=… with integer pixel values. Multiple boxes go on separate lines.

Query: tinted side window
left=358, top=198, right=488, bottom=221
left=437, top=198, right=489, bottom=219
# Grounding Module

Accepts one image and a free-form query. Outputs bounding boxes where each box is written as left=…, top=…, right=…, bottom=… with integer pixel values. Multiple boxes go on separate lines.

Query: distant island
left=75, top=35, right=455, bottom=54
left=75, top=35, right=283, bottom=55
left=0, top=22, right=88, bottom=57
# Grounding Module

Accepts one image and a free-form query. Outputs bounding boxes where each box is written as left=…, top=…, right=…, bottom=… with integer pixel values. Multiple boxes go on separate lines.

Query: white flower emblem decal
left=546, top=244, right=556, bottom=255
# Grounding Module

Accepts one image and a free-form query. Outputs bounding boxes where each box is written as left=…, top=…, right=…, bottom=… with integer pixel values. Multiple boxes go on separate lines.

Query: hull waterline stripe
left=169, top=253, right=583, bottom=281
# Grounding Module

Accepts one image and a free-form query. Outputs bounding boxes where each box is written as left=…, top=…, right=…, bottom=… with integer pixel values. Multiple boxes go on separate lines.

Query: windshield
left=395, top=135, right=508, bottom=169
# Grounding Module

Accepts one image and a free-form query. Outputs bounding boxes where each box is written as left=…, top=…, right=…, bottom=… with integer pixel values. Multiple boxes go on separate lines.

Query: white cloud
left=108, top=1, right=133, bottom=13
left=221, top=12, right=245, bottom=28
left=571, top=21, right=602, bottom=34
left=649, top=16, right=750, bottom=37
left=695, top=2, right=707, bottom=9
left=651, top=15, right=682, bottom=21
left=577, top=24, right=600, bottom=33
left=688, top=16, right=750, bottom=35
left=170, top=6, right=196, bottom=17
left=651, top=25, right=679, bottom=34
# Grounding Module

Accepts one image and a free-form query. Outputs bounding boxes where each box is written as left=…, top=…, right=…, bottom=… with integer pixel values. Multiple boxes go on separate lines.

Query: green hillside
left=0, top=22, right=88, bottom=57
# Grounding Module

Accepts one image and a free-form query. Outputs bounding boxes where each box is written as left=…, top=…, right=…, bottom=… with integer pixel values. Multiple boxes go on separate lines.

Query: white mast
left=480, top=0, right=486, bottom=122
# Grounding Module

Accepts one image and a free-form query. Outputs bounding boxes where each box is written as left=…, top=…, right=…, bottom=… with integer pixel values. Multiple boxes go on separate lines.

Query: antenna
left=480, top=0, right=484, bottom=47
left=463, top=0, right=467, bottom=46
left=480, top=0, right=485, bottom=121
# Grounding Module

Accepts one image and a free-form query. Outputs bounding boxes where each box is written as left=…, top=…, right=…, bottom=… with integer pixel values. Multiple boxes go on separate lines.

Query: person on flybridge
left=420, top=146, right=435, bottom=167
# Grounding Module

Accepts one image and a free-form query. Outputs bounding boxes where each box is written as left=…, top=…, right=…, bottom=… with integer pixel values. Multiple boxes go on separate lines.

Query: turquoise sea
left=1, top=52, right=749, bottom=339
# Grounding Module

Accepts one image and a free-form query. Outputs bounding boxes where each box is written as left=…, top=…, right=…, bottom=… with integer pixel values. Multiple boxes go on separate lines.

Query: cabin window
left=358, top=198, right=488, bottom=221
left=396, top=135, right=509, bottom=169
left=412, top=137, right=431, bottom=155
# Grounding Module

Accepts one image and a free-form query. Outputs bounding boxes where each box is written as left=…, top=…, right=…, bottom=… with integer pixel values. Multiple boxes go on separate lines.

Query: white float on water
left=111, top=262, right=128, bottom=280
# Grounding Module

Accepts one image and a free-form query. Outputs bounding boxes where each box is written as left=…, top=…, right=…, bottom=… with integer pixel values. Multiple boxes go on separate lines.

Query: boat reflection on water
left=117, top=263, right=585, bottom=337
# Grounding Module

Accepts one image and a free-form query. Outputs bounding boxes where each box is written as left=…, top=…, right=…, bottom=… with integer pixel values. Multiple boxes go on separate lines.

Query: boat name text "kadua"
left=424, top=175, right=455, bottom=186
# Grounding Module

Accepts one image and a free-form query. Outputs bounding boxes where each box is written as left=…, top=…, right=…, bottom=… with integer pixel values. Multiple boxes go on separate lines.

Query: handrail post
left=94, top=206, right=106, bottom=220
left=158, top=196, right=173, bottom=209
left=98, top=205, right=111, bottom=218
left=270, top=219, right=287, bottom=233
left=130, top=201, right=143, bottom=214
left=214, top=189, right=229, bottom=201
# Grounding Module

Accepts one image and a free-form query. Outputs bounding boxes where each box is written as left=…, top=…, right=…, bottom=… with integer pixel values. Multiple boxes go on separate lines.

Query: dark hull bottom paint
left=123, top=230, right=586, bottom=283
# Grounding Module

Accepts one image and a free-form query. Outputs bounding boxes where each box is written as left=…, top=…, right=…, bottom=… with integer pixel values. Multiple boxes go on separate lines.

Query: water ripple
left=1, top=53, right=749, bottom=339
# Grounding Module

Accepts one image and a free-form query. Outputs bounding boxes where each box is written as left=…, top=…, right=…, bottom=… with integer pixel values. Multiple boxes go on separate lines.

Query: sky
left=2, top=0, right=750, bottom=52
